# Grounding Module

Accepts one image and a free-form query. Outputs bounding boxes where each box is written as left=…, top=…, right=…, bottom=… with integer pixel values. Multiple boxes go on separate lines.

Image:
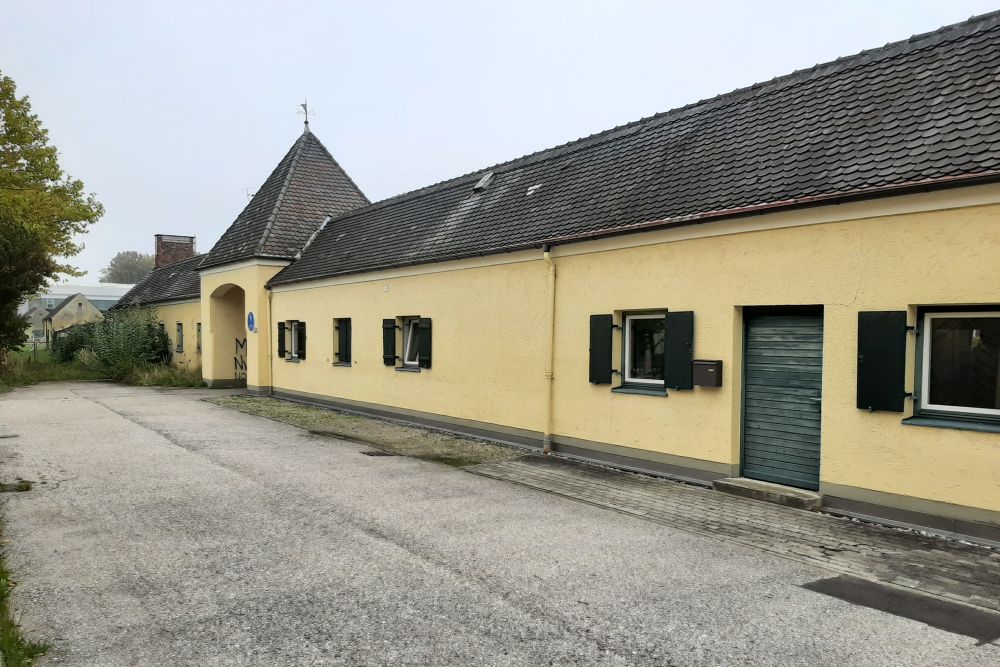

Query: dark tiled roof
left=273, top=11, right=1000, bottom=285
left=115, top=254, right=205, bottom=308
left=202, top=130, right=369, bottom=269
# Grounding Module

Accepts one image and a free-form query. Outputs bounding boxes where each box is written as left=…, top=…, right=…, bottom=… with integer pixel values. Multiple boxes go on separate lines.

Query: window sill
left=395, top=366, right=421, bottom=373
left=284, top=357, right=301, bottom=363
left=332, top=362, right=352, bottom=368
left=902, top=416, right=1000, bottom=435
left=612, top=385, right=667, bottom=397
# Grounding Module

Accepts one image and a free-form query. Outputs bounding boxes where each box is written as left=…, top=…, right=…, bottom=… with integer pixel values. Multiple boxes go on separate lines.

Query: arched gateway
left=204, top=283, right=246, bottom=387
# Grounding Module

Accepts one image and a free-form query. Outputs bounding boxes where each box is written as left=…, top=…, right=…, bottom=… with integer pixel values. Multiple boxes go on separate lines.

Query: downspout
left=542, top=243, right=557, bottom=455
left=265, top=282, right=274, bottom=396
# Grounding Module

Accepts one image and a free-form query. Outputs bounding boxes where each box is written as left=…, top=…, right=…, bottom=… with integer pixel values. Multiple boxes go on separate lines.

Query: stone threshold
left=713, top=477, right=822, bottom=511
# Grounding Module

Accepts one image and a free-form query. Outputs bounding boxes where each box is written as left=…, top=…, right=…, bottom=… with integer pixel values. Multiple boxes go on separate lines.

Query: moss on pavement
left=207, top=395, right=524, bottom=467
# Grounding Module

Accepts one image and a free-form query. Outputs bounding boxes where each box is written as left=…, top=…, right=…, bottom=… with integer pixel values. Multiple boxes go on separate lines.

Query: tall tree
left=0, top=71, right=103, bottom=362
left=100, top=250, right=154, bottom=283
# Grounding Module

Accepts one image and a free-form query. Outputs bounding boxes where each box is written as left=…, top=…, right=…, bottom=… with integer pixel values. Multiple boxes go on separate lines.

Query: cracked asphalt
left=0, top=382, right=997, bottom=666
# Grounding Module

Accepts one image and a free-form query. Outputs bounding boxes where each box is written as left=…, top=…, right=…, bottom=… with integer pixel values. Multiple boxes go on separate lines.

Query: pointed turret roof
left=201, top=130, right=368, bottom=269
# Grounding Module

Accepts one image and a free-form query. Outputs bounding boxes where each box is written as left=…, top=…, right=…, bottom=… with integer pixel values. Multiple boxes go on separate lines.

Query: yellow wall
left=271, top=261, right=548, bottom=431
left=148, top=300, right=202, bottom=370
left=552, top=205, right=1000, bottom=514
left=268, top=197, right=1000, bottom=518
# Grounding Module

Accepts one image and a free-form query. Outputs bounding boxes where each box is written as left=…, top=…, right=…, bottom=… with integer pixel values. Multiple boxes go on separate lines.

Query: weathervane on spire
left=298, top=100, right=313, bottom=133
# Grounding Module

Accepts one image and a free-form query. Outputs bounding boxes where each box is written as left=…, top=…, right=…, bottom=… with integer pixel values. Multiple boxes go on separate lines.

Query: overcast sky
left=3, top=0, right=998, bottom=281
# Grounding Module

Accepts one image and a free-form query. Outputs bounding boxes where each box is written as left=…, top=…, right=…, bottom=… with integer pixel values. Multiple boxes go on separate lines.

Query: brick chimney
left=154, top=234, right=196, bottom=268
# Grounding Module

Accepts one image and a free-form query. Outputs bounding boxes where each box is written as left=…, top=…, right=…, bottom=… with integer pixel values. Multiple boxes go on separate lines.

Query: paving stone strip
left=469, top=457, right=1000, bottom=613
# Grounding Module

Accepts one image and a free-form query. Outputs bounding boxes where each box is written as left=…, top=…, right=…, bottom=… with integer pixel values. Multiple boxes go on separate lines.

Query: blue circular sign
left=247, top=311, right=255, bottom=331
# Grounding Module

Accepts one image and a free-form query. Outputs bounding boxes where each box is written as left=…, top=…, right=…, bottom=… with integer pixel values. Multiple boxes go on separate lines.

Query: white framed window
left=920, top=310, right=1000, bottom=419
left=402, top=317, right=421, bottom=367
left=624, top=312, right=666, bottom=386
left=288, top=320, right=299, bottom=359
left=281, top=319, right=307, bottom=361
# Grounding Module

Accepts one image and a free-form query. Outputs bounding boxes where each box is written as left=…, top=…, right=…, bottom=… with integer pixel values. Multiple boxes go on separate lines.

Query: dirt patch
left=207, top=396, right=525, bottom=467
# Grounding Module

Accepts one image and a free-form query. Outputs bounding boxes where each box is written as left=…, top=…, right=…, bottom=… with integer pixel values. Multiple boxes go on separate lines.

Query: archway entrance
left=207, top=283, right=247, bottom=387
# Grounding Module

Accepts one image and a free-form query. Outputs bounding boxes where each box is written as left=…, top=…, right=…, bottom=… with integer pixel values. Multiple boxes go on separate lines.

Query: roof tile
left=274, top=12, right=1000, bottom=285
left=114, top=255, right=204, bottom=308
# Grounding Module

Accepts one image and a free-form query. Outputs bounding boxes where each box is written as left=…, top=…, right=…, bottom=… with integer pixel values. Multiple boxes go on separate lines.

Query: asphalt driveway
left=0, top=382, right=997, bottom=666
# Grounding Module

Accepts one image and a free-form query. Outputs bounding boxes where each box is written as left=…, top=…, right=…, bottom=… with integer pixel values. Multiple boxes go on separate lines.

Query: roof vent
left=472, top=171, right=494, bottom=193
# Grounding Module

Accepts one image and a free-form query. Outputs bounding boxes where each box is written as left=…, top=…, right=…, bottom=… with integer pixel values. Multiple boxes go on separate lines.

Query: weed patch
left=0, top=343, right=202, bottom=393
left=209, top=396, right=524, bottom=467
left=125, top=364, right=203, bottom=388
left=0, top=522, right=47, bottom=665
left=0, top=348, right=105, bottom=394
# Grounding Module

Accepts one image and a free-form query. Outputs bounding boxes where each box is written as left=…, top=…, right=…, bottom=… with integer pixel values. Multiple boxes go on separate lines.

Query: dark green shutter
left=382, top=319, right=397, bottom=366
left=857, top=311, right=908, bottom=412
left=297, top=322, right=307, bottom=360
left=337, top=319, right=352, bottom=363
left=417, top=318, right=432, bottom=369
left=277, top=322, right=286, bottom=358
left=665, top=311, right=694, bottom=390
left=589, top=314, right=614, bottom=384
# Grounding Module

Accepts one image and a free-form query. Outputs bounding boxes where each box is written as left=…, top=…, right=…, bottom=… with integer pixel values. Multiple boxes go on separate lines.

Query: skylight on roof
left=472, top=171, right=494, bottom=193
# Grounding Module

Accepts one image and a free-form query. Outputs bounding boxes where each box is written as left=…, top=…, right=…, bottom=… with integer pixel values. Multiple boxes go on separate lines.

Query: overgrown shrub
left=51, top=324, right=93, bottom=362
left=87, top=308, right=170, bottom=374
left=74, top=347, right=101, bottom=371
left=2, top=309, right=204, bottom=391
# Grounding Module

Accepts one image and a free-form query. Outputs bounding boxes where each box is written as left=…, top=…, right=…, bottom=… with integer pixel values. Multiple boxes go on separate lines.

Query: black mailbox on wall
left=693, top=360, right=723, bottom=387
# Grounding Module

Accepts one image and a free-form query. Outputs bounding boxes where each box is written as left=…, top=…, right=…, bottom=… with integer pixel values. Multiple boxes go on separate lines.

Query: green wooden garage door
left=742, top=313, right=823, bottom=490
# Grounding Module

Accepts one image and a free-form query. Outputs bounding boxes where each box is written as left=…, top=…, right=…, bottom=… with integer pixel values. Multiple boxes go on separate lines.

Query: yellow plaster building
left=119, top=13, right=1000, bottom=543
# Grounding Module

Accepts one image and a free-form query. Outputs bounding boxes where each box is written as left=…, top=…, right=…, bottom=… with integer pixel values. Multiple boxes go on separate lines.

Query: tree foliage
left=0, top=71, right=103, bottom=358
left=100, top=250, right=153, bottom=283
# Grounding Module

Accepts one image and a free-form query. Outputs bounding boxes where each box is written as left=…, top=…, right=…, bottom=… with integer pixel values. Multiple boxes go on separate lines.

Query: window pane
left=628, top=317, right=666, bottom=381
left=929, top=316, right=1000, bottom=411
left=404, top=320, right=420, bottom=364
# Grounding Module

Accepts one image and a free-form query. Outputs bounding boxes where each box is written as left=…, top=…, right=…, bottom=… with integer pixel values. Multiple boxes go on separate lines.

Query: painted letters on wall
left=234, top=337, right=247, bottom=380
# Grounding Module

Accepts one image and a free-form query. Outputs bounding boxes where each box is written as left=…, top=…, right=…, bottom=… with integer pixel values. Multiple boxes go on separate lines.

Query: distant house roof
left=115, top=254, right=205, bottom=308
left=201, top=130, right=369, bottom=269
left=272, top=11, right=1000, bottom=285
